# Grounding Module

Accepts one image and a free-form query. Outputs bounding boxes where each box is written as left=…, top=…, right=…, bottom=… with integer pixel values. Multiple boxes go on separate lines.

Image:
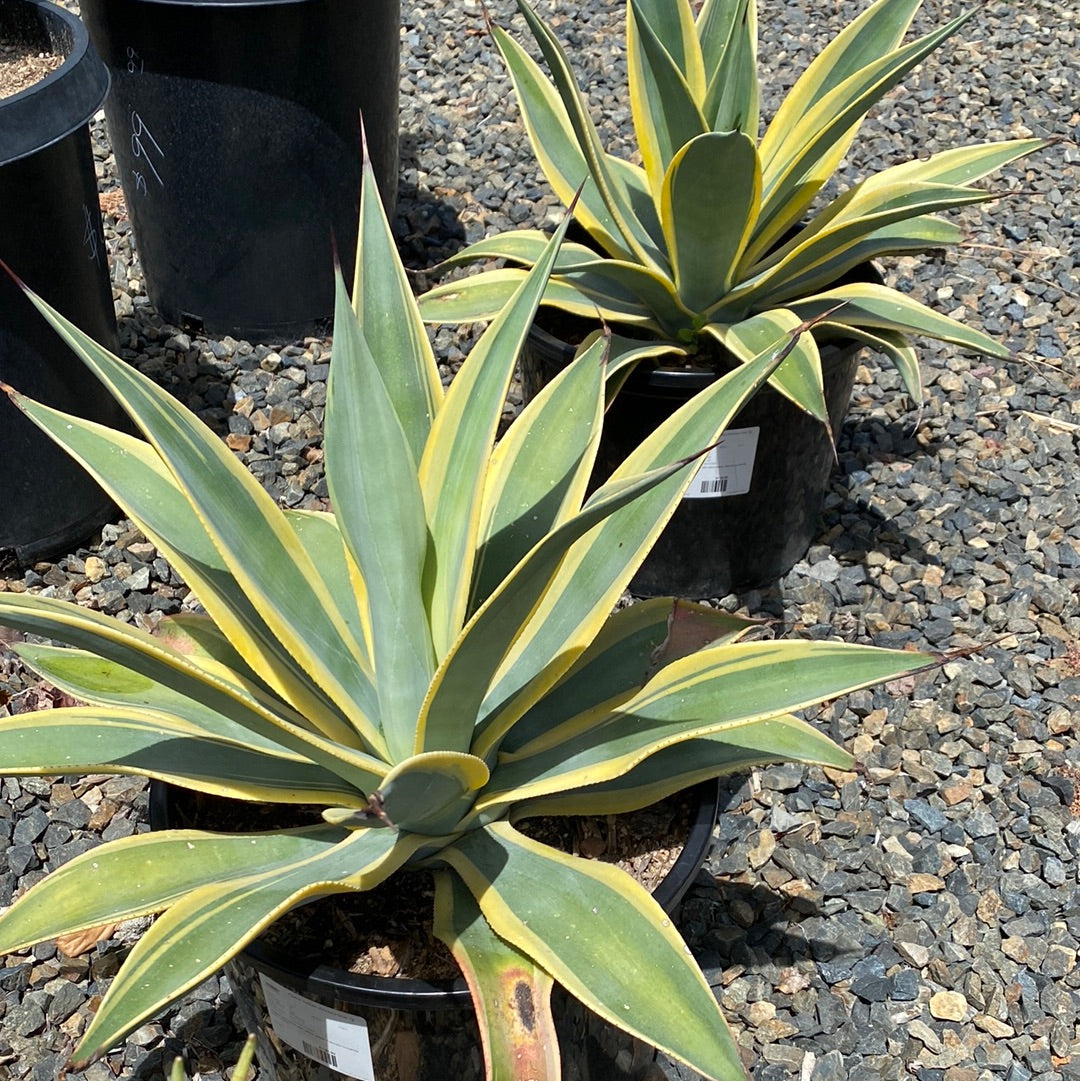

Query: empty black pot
left=0, top=0, right=121, bottom=566
left=80, top=0, right=401, bottom=342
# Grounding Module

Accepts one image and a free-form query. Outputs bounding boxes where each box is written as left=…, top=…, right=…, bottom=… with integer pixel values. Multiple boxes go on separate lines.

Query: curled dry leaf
left=56, top=923, right=120, bottom=958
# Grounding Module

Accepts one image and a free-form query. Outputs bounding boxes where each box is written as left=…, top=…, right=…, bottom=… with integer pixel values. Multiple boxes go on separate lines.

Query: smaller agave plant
left=418, top=0, right=1046, bottom=424
left=0, top=151, right=935, bottom=1080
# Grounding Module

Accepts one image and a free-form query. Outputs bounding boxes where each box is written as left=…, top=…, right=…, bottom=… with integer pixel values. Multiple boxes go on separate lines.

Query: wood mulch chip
left=0, top=42, right=63, bottom=99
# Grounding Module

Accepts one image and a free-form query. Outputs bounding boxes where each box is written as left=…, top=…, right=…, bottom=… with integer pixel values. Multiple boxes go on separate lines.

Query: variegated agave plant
left=0, top=152, right=933, bottom=1080
left=418, top=0, right=1046, bottom=423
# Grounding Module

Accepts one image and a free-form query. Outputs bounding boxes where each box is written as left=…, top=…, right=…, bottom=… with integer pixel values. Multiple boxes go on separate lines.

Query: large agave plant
left=0, top=153, right=934, bottom=1080
left=418, top=0, right=1046, bottom=424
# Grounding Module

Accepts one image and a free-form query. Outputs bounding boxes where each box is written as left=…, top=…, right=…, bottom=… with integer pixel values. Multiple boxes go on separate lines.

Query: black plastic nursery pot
left=521, top=323, right=867, bottom=599
left=79, top=0, right=401, bottom=342
left=0, top=0, right=123, bottom=566
left=150, top=780, right=720, bottom=1081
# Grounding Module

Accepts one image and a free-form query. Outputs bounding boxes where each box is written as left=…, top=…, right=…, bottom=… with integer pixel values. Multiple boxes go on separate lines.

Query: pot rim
left=527, top=320, right=870, bottom=394
left=0, top=0, right=109, bottom=167
left=526, top=259, right=885, bottom=392
left=149, top=778, right=721, bottom=1010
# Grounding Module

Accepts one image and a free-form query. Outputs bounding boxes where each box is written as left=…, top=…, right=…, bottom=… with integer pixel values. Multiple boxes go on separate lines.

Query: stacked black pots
left=0, top=0, right=122, bottom=565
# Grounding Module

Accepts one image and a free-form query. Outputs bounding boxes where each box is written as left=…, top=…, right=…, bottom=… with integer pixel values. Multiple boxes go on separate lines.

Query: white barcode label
left=259, top=973, right=375, bottom=1079
left=684, top=427, right=759, bottom=500
left=303, top=1040, right=339, bottom=1068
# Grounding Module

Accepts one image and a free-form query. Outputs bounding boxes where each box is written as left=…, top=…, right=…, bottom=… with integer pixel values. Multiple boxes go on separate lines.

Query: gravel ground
left=1, top=1, right=1077, bottom=1079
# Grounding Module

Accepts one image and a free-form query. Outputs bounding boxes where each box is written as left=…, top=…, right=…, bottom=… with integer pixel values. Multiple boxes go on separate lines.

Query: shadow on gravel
left=677, top=778, right=825, bottom=968
left=688, top=874, right=823, bottom=942
left=829, top=416, right=941, bottom=568
left=836, top=416, right=925, bottom=468
left=827, top=497, right=934, bottom=568
left=395, top=132, right=468, bottom=271
left=127, top=1000, right=249, bottom=1081
left=113, top=304, right=293, bottom=443
left=678, top=779, right=837, bottom=1003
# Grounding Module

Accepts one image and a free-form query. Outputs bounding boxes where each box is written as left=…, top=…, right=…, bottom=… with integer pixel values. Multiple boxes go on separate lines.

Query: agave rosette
left=418, top=0, right=1046, bottom=425
left=0, top=153, right=935, bottom=1080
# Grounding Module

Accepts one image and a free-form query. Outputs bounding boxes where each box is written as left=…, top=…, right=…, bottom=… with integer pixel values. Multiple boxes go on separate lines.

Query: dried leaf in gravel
left=57, top=923, right=120, bottom=958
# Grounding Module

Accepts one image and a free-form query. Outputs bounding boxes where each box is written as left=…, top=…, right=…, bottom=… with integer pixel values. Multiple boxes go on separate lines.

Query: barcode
left=302, top=1040, right=339, bottom=1068
left=697, top=476, right=729, bottom=494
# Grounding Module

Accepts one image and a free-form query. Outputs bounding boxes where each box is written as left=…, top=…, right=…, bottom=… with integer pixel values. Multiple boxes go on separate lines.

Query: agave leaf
left=745, top=216, right=963, bottom=310
left=0, top=706, right=362, bottom=804
left=559, top=260, right=690, bottom=335
left=285, top=510, right=373, bottom=667
left=627, top=0, right=708, bottom=199
left=434, top=871, right=560, bottom=1081
left=483, top=640, right=933, bottom=806
left=430, top=231, right=607, bottom=274
left=326, top=269, right=435, bottom=762
left=602, top=332, right=691, bottom=390
left=754, top=7, right=977, bottom=258
left=631, top=0, right=706, bottom=97
left=16, top=642, right=295, bottom=754
left=444, top=823, right=746, bottom=1081
left=0, top=592, right=385, bottom=793
left=472, top=325, right=803, bottom=757
left=698, top=0, right=758, bottom=135
left=761, top=0, right=923, bottom=167
left=374, top=751, right=490, bottom=834
left=419, top=266, right=657, bottom=327
left=352, top=139, right=442, bottom=463
left=786, top=282, right=1012, bottom=359
left=232, top=1037, right=257, bottom=1081
left=817, top=321, right=921, bottom=404
left=5, top=388, right=372, bottom=746
left=153, top=613, right=266, bottom=687
left=512, top=715, right=852, bottom=818
left=606, top=153, right=667, bottom=253
left=420, top=454, right=712, bottom=757
left=419, top=211, right=575, bottom=661
left=16, top=292, right=386, bottom=758
left=854, top=136, right=1050, bottom=191
left=742, top=182, right=994, bottom=301
left=561, top=262, right=689, bottom=334
left=661, top=130, right=760, bottom=308
left=510, top=0, right=666, bottom=270
left=0, top=826, right=353, bottom=954
left=73, top=825, right=422, bottom=1064
left=491, top=24, right=636, bottom=261
left=471, top=335, right=606, bottom=610
left=426, top=241, right=680, bottom=329
left=707, top=309, right=829, bottom=425
left=495, top=599, right=757, bottom=757
left=696, top=0, right=743, bottom=74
